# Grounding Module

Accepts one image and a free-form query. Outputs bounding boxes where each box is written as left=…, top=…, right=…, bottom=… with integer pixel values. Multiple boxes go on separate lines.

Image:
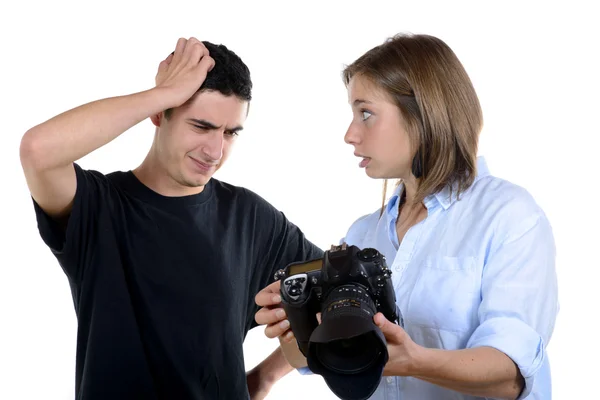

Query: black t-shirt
left=33, top=163, right=324, bottom=400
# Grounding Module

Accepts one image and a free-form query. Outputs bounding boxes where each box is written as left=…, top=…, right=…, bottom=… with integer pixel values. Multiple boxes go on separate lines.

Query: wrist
left=145, top=86, right=183, bottom=113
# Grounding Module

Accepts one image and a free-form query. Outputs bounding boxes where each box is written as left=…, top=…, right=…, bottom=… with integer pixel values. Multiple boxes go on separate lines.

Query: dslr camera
left=274, top=243, right=401, bottom=400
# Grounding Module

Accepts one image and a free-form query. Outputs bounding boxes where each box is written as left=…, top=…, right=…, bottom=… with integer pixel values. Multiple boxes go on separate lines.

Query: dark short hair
left=343, top=33, right=483, bottom=206
left=164, top=40, right=252, bottom=119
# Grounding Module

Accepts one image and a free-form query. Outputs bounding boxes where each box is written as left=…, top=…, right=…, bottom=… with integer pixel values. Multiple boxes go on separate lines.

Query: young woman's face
left=344, top=75, right=415, bottom=181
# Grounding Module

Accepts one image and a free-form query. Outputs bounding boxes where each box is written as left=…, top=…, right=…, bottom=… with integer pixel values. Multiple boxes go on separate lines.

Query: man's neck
left=133, top=153, right=205, bottom=198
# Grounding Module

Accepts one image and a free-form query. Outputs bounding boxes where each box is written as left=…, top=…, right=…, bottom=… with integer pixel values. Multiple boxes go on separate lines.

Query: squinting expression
left=344, top=75, right=414, bottom=180
left=157, top=90, right=248, bottom=189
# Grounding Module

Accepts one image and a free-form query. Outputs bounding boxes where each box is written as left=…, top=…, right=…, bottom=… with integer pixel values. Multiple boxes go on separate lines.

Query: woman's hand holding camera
left=254, top=281, right=295, bottom=343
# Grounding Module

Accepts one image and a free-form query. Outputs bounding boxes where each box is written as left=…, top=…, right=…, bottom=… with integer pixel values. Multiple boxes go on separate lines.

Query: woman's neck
left=402, top=175, right=419, bottom=206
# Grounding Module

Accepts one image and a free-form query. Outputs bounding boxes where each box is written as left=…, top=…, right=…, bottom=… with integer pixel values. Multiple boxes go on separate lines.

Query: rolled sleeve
left=466, top=317, right=544, bottom=399
left=467, top=211, right=558, bottom=399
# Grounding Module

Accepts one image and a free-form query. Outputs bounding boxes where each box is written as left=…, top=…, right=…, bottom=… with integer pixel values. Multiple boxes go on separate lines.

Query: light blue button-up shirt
left=299, top=157, right=558, bottom=399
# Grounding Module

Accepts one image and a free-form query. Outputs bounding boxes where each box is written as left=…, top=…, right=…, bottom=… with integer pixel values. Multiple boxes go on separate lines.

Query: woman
left=255, top=33, right=558, bottom=400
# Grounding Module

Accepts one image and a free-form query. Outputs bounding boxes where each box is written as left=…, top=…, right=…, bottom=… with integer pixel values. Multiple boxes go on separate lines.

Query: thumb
left=374, top=312, right=392, bottom=332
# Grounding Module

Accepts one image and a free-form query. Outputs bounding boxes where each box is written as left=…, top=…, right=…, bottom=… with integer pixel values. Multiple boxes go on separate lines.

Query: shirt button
left=386, top=377, right=394, bottom=383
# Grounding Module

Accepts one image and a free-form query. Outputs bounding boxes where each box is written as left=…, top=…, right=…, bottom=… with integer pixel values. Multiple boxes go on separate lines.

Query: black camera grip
left=378, top=276, right=400, bottom=324
left=283, top=302, right=319, bottom=357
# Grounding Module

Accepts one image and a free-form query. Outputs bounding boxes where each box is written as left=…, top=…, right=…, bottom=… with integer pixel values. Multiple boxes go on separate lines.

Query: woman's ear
left=411, top=148, right=423, bottom=178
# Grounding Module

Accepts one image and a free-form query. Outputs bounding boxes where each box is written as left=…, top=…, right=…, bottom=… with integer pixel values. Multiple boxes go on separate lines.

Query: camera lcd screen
left=289, top=259, right=322, bottom=275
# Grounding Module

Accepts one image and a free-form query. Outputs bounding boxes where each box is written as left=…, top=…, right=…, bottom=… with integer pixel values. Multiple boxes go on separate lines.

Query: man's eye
left=226, top=131, right=239, bottom=137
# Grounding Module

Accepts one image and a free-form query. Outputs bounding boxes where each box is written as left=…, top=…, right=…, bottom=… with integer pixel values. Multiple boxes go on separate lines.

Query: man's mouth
left=190, top=157, right=217, bottom=171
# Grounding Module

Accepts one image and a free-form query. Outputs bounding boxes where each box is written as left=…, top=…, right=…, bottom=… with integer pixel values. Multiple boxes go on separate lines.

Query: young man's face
left=153, top=90, right=248, bottom=190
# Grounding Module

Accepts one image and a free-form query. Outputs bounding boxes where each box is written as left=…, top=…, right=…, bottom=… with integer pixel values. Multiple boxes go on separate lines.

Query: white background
left=1, top=0, right=598, bottom=399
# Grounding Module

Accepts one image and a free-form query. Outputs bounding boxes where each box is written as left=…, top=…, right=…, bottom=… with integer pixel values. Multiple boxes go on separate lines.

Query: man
left=19, top=37, right=323, bottom=399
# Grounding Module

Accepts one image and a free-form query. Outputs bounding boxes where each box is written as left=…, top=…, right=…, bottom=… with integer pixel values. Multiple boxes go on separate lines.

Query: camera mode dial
left=357, top=247, right=380, bottom=261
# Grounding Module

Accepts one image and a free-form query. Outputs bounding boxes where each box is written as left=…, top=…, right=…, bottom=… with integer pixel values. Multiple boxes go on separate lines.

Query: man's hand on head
left=154, top=37, right=215, bottom=109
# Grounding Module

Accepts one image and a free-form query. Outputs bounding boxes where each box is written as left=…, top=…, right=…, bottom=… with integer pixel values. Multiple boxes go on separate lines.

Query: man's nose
left=202, top=131, right=225, bottom=161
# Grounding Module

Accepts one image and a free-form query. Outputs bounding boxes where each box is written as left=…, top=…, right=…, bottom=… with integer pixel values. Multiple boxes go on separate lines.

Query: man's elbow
left=20, top=128, right=48, bottom=171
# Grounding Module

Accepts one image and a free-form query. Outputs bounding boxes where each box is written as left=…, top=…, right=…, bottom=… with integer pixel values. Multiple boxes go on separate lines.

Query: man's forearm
left=248, top=347, right=294, bottom=386
left=21, top=87, right=173, bottom=171
left=409, top=346, right=524, bottom=400
left=279, top=337, right=307, bottom=369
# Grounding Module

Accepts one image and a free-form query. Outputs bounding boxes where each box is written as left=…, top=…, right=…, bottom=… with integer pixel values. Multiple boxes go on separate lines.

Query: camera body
left=274, top=243, right=400, bottom=358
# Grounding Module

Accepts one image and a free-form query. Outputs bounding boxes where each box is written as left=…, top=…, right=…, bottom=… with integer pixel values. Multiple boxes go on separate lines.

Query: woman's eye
left=362, top=111, right=372, bottom=121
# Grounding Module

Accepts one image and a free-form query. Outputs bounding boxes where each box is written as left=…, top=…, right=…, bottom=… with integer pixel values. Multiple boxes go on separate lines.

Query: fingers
left=255, top=305, right=286, bottom=326
left=255, top=304, right=291, bottom=339
left=196, top=54, right=215, bottom=77
left=255, top=291, right=280, bottom=308
left=279, top=329, right=295, bottom=343
left=185, top=38, right=207, bottom=64
left=253, top=281, right=296, bottom=340
left=254, top=281, right=281, bottom=307
left=188, top=42, right=203, bottom=64
left=264, top=319, right=291, bottom=339
left=171, top=37, right=187, bottom=66
left=162, top=37, right=212, bottom=79
left=157, top=52, right=174, bottom=73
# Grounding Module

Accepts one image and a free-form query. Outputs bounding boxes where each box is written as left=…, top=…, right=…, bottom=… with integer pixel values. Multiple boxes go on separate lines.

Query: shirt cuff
left=297, top=366, right=313, bottom=375
left=466, top=316, right=545, bottom=399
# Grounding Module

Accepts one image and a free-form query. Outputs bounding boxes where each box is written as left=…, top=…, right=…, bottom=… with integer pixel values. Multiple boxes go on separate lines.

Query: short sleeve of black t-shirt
left=33, top=163, right=110, bottom=285
left=30, top=163, right=324, bottom=400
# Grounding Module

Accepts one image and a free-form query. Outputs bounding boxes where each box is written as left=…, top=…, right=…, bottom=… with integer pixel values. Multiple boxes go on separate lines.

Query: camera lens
left=314, top=332, right=382, bottom=374
left=312, top=284, right=385, bottom=374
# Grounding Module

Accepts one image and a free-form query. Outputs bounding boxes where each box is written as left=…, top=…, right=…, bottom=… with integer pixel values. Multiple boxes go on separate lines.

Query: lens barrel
left=313, top=284, right=384, bottom=374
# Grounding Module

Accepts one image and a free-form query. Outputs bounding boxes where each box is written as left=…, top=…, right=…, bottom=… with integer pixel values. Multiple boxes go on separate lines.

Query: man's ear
left=150, top=112, right=163, bottom=127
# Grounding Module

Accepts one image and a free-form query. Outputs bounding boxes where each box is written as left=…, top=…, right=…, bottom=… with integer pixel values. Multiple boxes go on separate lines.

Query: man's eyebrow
left=187, top=119, right=221, bottom=130
left=186, top=118, right=244, bottom=132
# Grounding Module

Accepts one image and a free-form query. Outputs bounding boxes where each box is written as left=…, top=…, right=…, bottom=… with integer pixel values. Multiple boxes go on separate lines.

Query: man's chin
left=178, top=169, right=211, bottom=187
left=186, top=176, right=212, bottom=188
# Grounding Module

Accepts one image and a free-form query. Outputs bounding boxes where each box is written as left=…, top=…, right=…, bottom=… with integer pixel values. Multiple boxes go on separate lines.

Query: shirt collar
left=386, top=156, right=490, bottom=220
